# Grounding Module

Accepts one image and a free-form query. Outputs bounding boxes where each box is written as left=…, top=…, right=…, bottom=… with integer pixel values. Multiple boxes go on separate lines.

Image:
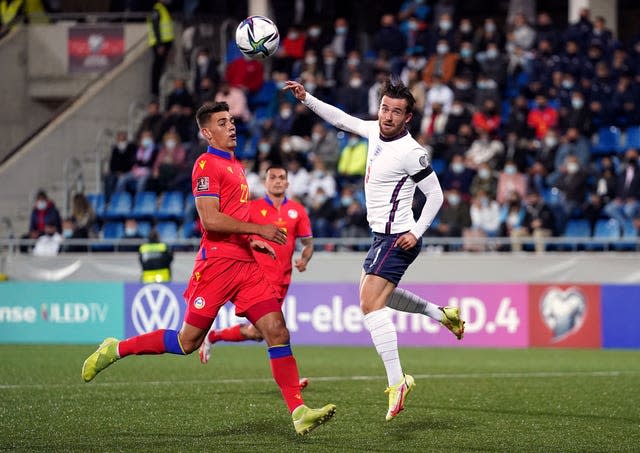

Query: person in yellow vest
left=147, top=0, right=174, bottom=96
left=0, top=0, right=23, bottom=34
left=337, top=132, right=368, bottom=186
left=138, top=230, right=173, bottom=283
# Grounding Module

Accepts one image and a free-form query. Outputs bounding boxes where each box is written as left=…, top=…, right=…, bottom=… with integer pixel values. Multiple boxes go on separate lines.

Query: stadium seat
left=616, top=219, right=638, bottom=251
left=156, top=191, right=184, bottom=221
left=248, top=80, right=277, bottom=108
left=136, top=221, right=152, bottom=238
left=588, top=218, right=621, bottom=251
left=103, top=192, right=132, bottom=220
left=91, top=221, right=124, bottom=252
left=86, top=192, right=104, bottom=219
left=593, top=126, right=623, bottom=155
left=131, top=191, right=157, bottom=219
left=560, top=219, right=591, bottom=251
left=156, top=221, right=178, bottom=243
left=431, top=158, right=446, bottom=175
left=624, top=125, right=640, bottom=151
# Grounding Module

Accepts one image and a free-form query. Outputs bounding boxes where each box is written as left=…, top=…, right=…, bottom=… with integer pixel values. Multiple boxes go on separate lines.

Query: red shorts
left=274, top=283, right=290, bottom=304
left=183, top=257, right=279, bottom=330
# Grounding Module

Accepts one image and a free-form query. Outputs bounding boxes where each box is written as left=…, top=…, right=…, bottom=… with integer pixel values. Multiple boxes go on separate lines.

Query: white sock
left=363, top=308, right=403, bottom=386
left=387, top=288, right=443, bottom=321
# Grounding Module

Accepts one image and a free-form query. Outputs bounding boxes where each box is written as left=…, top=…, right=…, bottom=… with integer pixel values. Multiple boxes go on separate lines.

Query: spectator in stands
left=549, top=127, right=591, bottom=185
left=337, top=72, right=369, bottom=117
left=444, top=100, right=472, bottom=137
left=368, top=70, right=389, bottom=118
left=589, top=61, right=616, bottom=128
left=398, top=0, right=431, bottom=24
left=502, top=132, right=529, bottom=172
left=523, top=190, right=555, bottom=251
left=120, top=218, right=144, bottom=252
left=307, top=160, right=337, bottom=205
left=464, top=189, right=501, bottom=251
left=115, top=130, right=158, bottom=195
left=32, top=220, right=63, bottom=257
left=274, top=25, right=305, bottom=75
left=497, top=160, right=527, bottom=205
left=456, top=18, right=475, bottom=47
left=589, top=16, right=614, bottom=54
left=566, top=8, right=593, bottom=51
left=22, top=190, right=61, bottom=252
left=594, top=157, right=618, bottom=204
left=342, top=50, right=374, bottom=88
left=292, top=49, right=320, bottom=81
left=455, top=41, right=480, bottom=81
left=553, top=154, right=588, bottom=219
left=444, top=123, right=475, bottom=161
left=308, top=122, right=339, bottom=170
left=225, top=54, right=264, bottom=93
left=401, top=15, right=430, bottom=57
left=308, top=186, right=337, bottom=238
left=316, top=47, right=342, bottom=101
left=136, top=100, right=163, bottom=142
left=422, top=39, right=458, bottom=86
left=71, top=193, right=95, bottom=239
left=506, top=95, right=532, bottom=137
left=289, top=102, right=315, bottom=146
left=470, top=162, right=498, bottom=199
left=558, top=40, right=582, bottom=80
left=431, top=188, right=471, bottom=242
left=530, top=131, right=559, bottom=174
left=535, top=11, right=561, bottom=52
left=305, top=23, right=327, bottom=54
left=334, top=186, right=369, bottom=243
left=241, top=158, right=265, bottom=200
left=156, top=103, right=194, bottom=144
left=138, top=230, right=173, bottom=283
left=428, top=12, right=456, bottom=55
left=604, top=148, right=640, bottom=226
left=465, top=130, right=504, bottom=170
left=214, top=81, right=251, bottom=132
left=472, top=99, right=501, bottom=136
left=424, top=74, right=454, bottom=115
left=273, top=101, right=295, bottom=136
left=451, top=74, right=475, bottom=104
left=611, top=47, right=633, bottom=82
left=405, top=68, right=426, bottom=115
left=474, top=18, right=504, bottom=53
left=582, top=193, right=605, bottom=235
left=327, top=17, right=356, bottom=62
left=373, top=14, right=406, bottom=74
left=60, top=217, right=87, bottom=253
left=527, top=94, right=558, bottom=139
left=286, top=156, right=311, bottom=200
left=337, top=133, right=367, bottom=187
left=146, top=130, right=188, bottom=194
left=508, top=13, right=536, bottom=53
left=441, top=154, right=474, bottom=196
left=498, top=191, right=528, bottom=252
left=612, top=75, right=637, bottom=128
left=420, top=102, right=447, bottom=146
left=105, top=131, right=136, bottom=203
left=477, top=42, right=507, bottom=88
left=474, top=73, right=500, bottom=107
left=166, top=78, right=193, bottom=109
left=147, top=0, right=174, bottom=96
left=193, top=48, right=219, bottom=102
left=559, top=91, right=592, bottom=136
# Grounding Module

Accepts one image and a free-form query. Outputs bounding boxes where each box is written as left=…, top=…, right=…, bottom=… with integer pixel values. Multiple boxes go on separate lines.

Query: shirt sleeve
left=191, top=157, right=220, bottom=198
left=403, top=146, right=431, bottom=178
left=296, top=206, right=313, bottom=238
left=302, top=93, right=371, bottom=137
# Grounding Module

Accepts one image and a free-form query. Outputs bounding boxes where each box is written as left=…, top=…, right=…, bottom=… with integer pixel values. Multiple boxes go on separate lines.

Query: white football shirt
left=302, top=93, right=432, bottom=235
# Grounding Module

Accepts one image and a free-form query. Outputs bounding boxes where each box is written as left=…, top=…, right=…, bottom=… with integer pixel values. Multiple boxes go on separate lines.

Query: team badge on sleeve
left=419, top=155, right=428, bottom=167
left=288, top=209, right=298, bottom=219
left=194, top=297, right=206, bottom=309
left=196, top=176, right=209, bottom=192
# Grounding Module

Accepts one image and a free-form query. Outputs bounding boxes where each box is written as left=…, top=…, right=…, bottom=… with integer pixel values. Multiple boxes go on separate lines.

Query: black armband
left=410, top=166, right=433, bottom=183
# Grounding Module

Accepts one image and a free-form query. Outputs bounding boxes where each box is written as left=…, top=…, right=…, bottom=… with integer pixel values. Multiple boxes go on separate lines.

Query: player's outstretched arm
left=283, top=81, right=369, bottom=137
left=196, top=197, right=286, bottom=244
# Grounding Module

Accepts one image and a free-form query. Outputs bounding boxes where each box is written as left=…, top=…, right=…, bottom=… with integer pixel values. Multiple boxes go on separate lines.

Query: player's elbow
left=430, top=187, right=444, bottom=210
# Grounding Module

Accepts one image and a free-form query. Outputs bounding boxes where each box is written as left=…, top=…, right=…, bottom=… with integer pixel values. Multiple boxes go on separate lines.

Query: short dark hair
left=196, top=101, right=230, bottom=129
left=265, top=164, right=288, bottom=176
left=379, top=79, right=415, bottom=113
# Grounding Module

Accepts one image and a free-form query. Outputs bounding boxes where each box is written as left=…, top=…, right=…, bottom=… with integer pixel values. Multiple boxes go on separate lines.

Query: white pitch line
left=0, top=370, right=638, bottom=390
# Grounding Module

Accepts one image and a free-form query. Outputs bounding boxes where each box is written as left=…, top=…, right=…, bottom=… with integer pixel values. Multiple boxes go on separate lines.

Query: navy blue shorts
left=362, top=232, right=422, bottom=285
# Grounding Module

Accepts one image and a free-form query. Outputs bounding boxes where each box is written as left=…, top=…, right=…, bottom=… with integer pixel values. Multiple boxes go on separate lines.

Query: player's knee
left=261, top=317, right=289, bottom=345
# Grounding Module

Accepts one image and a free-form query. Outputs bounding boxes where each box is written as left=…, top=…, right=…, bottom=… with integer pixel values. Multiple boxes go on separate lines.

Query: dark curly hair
left=379, top=78, right=415, bottom=113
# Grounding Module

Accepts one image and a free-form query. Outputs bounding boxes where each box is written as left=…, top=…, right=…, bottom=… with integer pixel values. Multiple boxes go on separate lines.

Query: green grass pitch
left=1, top=345, right=639, bottom=452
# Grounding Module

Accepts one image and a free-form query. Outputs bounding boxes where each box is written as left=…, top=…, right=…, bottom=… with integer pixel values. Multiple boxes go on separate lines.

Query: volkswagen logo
left=131, top=284, right=181, bottom=334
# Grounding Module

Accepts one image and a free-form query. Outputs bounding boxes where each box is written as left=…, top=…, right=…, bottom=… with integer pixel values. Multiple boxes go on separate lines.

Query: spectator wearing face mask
left=456, top=18, right=475, bottom=48
left=463, top=189, right=501, bottom=251
left=477, top=42, right=507, bottom=88
left=373, top=14, right=406, bottom=75
left=424, top=74, right=454, bottom=116
left=523, top=190, right=555, bottom=252
left=32, top=221, right=63, bottom=257
left=498, top=192, right=528, bottom=252
left=455, top=41, right=480, bottom=81
left=441, top=155, right=475, bottom=196
left=553, top=155, right=588, bottom=220
left=193, top=48, right=220, bottom=101
left=308, top=122, right=339, bottom=170
left=534, top=12, right=561, bottom=52
left=274, top=25, right=306, bottom=75
left=465, top=130, right=504, bottom=170
left=286, top=157, right=311, bottom=200
left=22, top=190, right=62, bottom=252
left=559, top=91, right=592, bottom=136
left=430, top=188, right=471, bottom=244
left=474, top=18, right=504, bottom=53
left=470, top=163, right=498, bottom=199
left=305, top=23, right=327, bottom=54
left=428, top=12, right=456, bottom=55
left=60, top=218, right=88, bottom=253
left=422, top=39, right=458, bottom=86
left=549, top=128, right=590, bottom=185
left=337, top=72, right=369, bottom=117
left=401, top=16, right=430, bottom=57
left=450, top=74, right=475, bottom=104
left=166, top=78, right=193, bottom=109
left=603, top=149, right=640, bottom=226
left=306, top=160, right=337, bottom=206
left=135, top=100, right=163, bottom=143
left=328, top=17, right=356, bottom=61
left=105, top=131, right=137, bottom=203
left=497, top=160, right=527, bottom=205
left=472, top=99, right=501, bottom=135
left=146, top=130, right=187, bottom=194
left=473, top=73, right=501, bottom=107
left=527, top=94, right=558, bottom=139
left=115, top=130, right=159, bottom=195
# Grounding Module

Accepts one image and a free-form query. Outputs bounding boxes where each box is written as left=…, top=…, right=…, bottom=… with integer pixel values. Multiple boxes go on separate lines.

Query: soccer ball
left=235, top=15, right=280, bottom=60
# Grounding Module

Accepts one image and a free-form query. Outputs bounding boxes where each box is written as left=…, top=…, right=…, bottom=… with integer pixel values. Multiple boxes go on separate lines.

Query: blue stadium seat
left=131, top=191, right=156, bottom=219
left=614, top=219, right=638, bottom=251
left=103, top=192, right=132, bottom=220
left=156, top=221, right=178, bottom=243
left=86, top=192, right=104, bottom=219
left=136, top=221, right=152, bottom=238
left=624, top=125, right=640, bottom=151
left=588, top=218, right=621, bottom=251
left=593, top=126, right=623, bottom=155
left=560, top=219, right=591, bottom=250
left=431, top=158, right=446, bottom=175
left=248, top=80, right=277, bottom=108
left=91, top=221, right=124, bottom=252
left=157, top=191, right=184, bottom=221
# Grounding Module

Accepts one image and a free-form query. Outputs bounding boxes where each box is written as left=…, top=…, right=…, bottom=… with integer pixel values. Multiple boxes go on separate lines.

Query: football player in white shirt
left=285, top=79, right=465, bottom=421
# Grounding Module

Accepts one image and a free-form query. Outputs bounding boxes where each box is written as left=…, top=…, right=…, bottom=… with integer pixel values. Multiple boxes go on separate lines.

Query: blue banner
left=0, top=282, right=124, bottom=344
left=601, top=285, right=640, bottom=349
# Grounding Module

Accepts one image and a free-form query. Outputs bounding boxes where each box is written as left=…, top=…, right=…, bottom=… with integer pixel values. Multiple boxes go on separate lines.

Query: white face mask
left=311, top=132, right=322, bottom=142
left=437, top=44, right=449, bottom=55
left=117, top=141, right=127, bottom=151
left=197, top=56, right=208, bottom=66
left=567, top=162, right=579, bottom=174
left=36, top=200, right=47, bottom=210
left=544, top=136, right=558, bottom=148
left=280, top=109, right=292, bottom=119
left=142, top=137, right=153, bottom=148
left=305, top=56, right=317, bottom=65
left=347, top=57, right=360, bottom=66
left=349, top=78, right=362, bottom=88
left=165, top=139, right=177, bottom=149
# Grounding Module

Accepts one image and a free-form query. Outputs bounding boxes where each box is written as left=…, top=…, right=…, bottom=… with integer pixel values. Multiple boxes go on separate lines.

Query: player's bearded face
left=378, top=96, right=412, bottom=138
left=202, top=112, right=237, bottom=151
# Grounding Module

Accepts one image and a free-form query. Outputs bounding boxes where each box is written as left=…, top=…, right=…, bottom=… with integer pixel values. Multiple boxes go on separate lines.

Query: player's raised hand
left=250, top=239, right=277, bottom=259
left=395, top=232, right=418, bottom=250
left=283, top=81, right=306, bottom=101
left=258, top=223, right=287, bottom=244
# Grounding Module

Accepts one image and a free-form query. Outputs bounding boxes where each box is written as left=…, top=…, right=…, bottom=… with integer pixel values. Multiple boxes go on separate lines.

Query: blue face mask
left=460, top=48, right=472, bottom=58
left=341, top=196, right=353, bottom=207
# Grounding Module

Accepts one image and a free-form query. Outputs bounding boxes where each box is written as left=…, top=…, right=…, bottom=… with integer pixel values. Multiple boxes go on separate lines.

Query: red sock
left=208, top=324, right=246, bottom=343
left=269, top=345, right=304, bottom=413
left=118, top=329, right=184, bottom=357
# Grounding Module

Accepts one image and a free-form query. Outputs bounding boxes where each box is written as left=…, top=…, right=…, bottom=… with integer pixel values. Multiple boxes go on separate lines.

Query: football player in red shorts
left=199, top=165, right=313, bottom=389
left=82, top=101, right=335, bottom=435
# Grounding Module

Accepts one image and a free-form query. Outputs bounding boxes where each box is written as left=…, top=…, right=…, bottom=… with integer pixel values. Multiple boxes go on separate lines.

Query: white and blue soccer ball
left=235, top=15, right=280, bottom=60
